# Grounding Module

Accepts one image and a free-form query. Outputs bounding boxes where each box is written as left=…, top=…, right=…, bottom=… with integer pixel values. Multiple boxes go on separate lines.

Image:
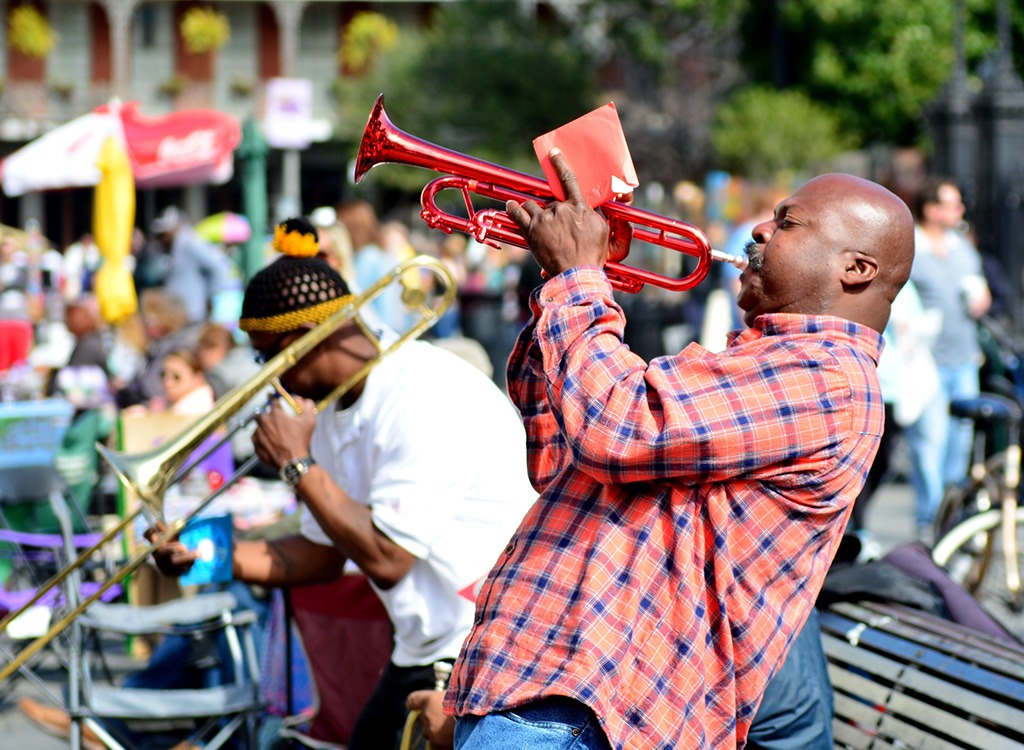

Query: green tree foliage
left=337, top=0, right=598, bottom=193
left=579, top=0, right=744, bottom=82
left=736, top=0, right=1017, bottom=147
left=711, top=86, right=855, bottom=179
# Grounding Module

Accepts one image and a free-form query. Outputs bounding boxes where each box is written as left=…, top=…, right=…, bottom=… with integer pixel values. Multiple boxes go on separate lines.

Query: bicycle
left=931, top=316, right=1024, bottom=612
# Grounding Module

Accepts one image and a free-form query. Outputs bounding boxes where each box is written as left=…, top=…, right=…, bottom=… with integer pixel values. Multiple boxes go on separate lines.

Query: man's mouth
left=744, top=240, right=764, bottom=272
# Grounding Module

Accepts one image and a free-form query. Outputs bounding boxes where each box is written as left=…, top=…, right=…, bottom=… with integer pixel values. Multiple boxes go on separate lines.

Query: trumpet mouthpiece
left=711, top=249, right=747, bottom=270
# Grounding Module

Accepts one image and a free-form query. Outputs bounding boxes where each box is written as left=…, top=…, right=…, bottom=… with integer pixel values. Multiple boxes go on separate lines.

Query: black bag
left=818, top=556, right=947, bottom=617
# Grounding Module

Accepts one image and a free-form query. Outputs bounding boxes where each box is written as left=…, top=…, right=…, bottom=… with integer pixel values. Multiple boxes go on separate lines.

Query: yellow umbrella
left=92, top=135, right=137, bottom=324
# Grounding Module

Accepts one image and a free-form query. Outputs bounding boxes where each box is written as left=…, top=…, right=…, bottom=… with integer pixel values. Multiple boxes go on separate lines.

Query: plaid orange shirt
left=445, top=267, right=884, bottom=749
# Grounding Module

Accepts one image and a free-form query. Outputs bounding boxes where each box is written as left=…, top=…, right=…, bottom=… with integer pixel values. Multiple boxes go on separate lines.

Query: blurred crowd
left=0, top=173, right=1017, bottom=562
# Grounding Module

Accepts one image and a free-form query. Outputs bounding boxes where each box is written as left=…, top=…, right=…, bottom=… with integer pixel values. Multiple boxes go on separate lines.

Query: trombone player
left=149, top=217, right=537, bottom=749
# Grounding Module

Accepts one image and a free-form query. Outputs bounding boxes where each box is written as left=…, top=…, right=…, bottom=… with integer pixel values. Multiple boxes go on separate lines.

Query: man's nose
left=751, top=220, right=773, bottom=244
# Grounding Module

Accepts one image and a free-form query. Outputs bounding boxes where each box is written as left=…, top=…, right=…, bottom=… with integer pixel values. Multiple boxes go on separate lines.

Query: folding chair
left=73, top=591, right=265, bottom=750
left=0, top=399, right=123, bottom=735
left=0, top=400, right=83, bottom=675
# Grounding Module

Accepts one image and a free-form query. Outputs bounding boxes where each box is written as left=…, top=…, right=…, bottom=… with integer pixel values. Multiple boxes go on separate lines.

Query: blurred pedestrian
left=151, top=206, right=233, bottom=324
left=115, top=289, right=201, bottom=409
left=905, top=176, right=991, bottom=535
left=196, top=322, right=259, bottom=400
left=311, top=205, right=357, bottom=287
left=338, top=200, right=407, bottom=331
left=158, top=346, right=215, bottom=416
left=61, top=232, right=101, bottom=303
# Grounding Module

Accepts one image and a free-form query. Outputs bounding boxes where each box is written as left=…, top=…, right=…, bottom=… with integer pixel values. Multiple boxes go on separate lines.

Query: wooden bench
left=820, top=600, right=1024, bottom=749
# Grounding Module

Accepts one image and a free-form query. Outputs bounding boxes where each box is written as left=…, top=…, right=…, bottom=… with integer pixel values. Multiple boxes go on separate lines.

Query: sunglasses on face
left=253, top=330, right=311, bottom=365
left=253, top=332, right=291, bottom=366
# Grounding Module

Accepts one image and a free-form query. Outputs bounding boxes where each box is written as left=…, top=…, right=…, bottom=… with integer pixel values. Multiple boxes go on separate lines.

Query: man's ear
left=840, top=250, right=878, bottom=287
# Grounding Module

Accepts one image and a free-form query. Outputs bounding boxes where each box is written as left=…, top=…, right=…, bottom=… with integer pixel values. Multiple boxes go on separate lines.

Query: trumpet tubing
left=356, top=94, right=720, bottom=293
left=0, top=256, right=456, bottom=680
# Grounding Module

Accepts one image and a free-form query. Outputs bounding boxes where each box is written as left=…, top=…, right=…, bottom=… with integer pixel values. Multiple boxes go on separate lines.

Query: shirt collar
left=729, top=313, right=883, bottom=364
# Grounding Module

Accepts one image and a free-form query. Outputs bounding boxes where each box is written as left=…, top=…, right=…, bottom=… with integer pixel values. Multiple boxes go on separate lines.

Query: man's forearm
left=232, top=535, right=341, bottom=588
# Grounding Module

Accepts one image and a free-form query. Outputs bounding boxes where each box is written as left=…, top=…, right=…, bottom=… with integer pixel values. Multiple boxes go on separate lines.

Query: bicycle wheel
left=933, top=451, right=1006, bottom=542
left=937, top=448, right=1007, bottom=536
left=932, top=505, right=1024, bottom=610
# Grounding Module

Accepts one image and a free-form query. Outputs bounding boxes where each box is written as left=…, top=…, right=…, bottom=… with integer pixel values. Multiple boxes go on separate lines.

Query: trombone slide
left=0, top=256, right=456, bottom=681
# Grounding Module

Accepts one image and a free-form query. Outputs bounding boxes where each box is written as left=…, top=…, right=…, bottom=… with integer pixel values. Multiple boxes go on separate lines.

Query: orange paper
left=533, top=102, right=639, bottom=207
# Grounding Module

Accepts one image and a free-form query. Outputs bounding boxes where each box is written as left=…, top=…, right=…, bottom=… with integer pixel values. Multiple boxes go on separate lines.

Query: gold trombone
left=0, top=255, right=456, bottom=682
left=400, top=661, right=453, bottom=750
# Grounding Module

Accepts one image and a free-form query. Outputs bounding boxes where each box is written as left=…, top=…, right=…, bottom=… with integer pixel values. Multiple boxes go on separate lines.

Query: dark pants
left=349, top=660, right=453, bottom=750
left=747, top=608, right=833, bottom=750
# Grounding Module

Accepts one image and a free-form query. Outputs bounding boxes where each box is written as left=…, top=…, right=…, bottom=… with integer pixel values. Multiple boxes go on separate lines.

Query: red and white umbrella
left=0, top=99, right=241, bottom=196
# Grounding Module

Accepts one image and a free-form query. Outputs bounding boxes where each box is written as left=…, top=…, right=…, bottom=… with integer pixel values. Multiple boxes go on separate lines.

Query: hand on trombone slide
left=252, top=395, right=318, bottom=472
left=145, top=521, right=198, bottom=579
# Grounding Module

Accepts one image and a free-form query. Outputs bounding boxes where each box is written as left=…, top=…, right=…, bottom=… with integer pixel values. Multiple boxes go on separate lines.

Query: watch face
left=281, top=461, right=300, bottom=486
left=280, top=458, right=311, bottom=486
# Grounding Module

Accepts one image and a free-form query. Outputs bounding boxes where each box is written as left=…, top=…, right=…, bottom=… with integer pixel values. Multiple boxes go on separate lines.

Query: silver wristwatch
left=279, top=456, right=316, bottom=487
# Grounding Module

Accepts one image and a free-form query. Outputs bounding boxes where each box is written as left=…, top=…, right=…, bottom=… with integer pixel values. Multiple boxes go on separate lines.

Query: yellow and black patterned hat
left=239, top=217, right=354, bottom=333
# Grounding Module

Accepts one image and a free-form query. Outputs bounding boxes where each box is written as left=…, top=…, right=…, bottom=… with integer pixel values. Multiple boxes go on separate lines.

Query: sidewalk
left=0, top=631, right=143, bottom=749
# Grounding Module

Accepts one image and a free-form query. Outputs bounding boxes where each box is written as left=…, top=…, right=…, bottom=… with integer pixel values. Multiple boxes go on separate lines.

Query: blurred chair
left=72, top=591, right=265, bottom=750
left=0, top=398, right=122, bottom=713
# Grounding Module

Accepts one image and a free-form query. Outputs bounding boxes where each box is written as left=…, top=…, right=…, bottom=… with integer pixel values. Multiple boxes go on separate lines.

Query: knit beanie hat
left=239, top=217, right=355, bottom=333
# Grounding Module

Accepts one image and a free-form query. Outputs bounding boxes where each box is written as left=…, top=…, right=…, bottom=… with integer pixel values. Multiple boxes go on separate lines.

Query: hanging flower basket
left=159, top=73, right=188, bottom=98
left=180, top=6, right=230, bottom=54
left=340, top=11, right=397, bottom=75
left=8, top=5, right=58, bottom=58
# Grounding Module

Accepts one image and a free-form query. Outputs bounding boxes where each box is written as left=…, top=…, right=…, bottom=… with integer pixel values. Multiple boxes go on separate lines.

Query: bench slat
left=873, top=712, right=972, bottom=750
left=832, top=690, right=886, bottom=731
left=822, top=634, right=905, bottom=684
left=821, top=601, right=1024, bottom=750
left=831, top=718, right=879, bottom=750
left=826, top=655, right=895, bottom=706
left=842, top=601, right=1024, bottom=682
left=821, top=610, right=1024, bottom=705
left=893, top=660, right=1024, bottom=732
left=853, top=600, right=1024, bottom=656
left=830, top=601, right=1024, bottom=680
left=883, top=687, right=1023, bottom=749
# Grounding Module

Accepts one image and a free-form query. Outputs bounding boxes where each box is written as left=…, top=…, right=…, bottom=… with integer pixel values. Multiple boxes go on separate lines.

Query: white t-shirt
left=300, top=339, right=537, bottom=666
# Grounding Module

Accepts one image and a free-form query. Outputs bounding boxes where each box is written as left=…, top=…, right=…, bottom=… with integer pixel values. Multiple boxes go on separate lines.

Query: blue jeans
left=937, top=362, right=980, bottom=486
left=455, top=696, right=611, bottom=750
left=125, top=580, right=269, bottom=690
left=904, top=361, right=980, bottom=529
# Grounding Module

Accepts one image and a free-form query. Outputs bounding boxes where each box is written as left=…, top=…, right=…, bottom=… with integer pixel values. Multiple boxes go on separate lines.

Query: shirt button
left=505, top=542, right=515, bottom=554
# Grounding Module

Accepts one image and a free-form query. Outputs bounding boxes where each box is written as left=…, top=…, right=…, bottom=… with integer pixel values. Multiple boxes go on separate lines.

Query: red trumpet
left=355, top=94, right=737, bottom=294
